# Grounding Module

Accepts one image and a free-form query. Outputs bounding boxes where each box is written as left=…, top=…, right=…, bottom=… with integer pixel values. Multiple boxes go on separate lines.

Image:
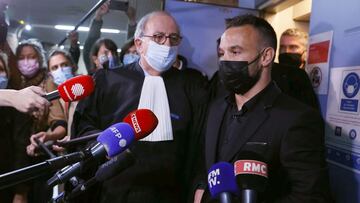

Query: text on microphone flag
left=234, top=160, right=268, bottom=178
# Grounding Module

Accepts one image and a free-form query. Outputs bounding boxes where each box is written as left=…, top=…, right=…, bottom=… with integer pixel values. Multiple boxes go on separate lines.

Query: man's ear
left=261, top=47, right=275, bottom=67
left=134, top=38, right=143, bottom=54
left=301, top=50, right=307, bottom=63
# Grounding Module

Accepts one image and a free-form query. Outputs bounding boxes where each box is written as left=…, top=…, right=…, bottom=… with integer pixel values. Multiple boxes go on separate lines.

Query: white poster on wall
left=306, top=31, right=333, bottom=95
left=326, top=66, right=360, bottom=172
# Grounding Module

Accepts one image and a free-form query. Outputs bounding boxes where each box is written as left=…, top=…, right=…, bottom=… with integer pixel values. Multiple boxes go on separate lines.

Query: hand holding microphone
left=54, top=109, right=157, bottom=200
left=65, top=149, right=135, bottom=200
left=0, top=86, right=50, bottom=117
left=43, top=75, right=95, bottom=102
left=45, top=108, right=159, bottom=149
left=47, top=109, right=158, bottom=187
left=47, top=122, right=135, bottom=187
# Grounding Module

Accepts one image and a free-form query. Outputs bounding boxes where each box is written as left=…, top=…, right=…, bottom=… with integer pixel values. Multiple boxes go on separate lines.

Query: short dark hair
left=225, top=14, right=277, bottom=51
left=90, top=38, right=118, bottom=69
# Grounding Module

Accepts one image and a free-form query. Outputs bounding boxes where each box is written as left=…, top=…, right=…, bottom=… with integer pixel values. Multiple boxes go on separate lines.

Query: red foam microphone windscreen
left=58, top=75, right=95, bottom=102
left=123, top=109, right=158, bottom=140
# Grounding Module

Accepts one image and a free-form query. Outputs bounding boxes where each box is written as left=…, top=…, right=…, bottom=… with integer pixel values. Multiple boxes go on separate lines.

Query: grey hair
left=281, top=28, right=308, bottom=49
left=134, top=11, right=180, bottom=39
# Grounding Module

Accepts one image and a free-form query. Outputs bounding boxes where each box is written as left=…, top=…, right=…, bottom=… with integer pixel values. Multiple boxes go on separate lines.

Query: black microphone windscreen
left=95, top=150, right=135, bottom=182
left=234, top=150, right=268, bottom=192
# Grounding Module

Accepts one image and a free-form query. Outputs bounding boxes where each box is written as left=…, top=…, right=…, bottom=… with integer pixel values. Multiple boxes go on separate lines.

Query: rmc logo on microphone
left=208, top=168, right=221, bottom=188
left=234, top=160, right=268, bottom=178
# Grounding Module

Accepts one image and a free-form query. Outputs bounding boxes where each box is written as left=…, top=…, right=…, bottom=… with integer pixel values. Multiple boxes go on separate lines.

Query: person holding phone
left=83, top=1, right=137, bottom=73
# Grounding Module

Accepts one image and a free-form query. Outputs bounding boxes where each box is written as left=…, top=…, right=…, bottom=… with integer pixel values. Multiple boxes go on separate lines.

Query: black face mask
left=278, top=53, right=302, bottom=68
left=218, top=52, right=262, bottom=95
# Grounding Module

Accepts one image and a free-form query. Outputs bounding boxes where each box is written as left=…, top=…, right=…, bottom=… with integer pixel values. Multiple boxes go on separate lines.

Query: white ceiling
left=5, top=0, right=163, bottom=48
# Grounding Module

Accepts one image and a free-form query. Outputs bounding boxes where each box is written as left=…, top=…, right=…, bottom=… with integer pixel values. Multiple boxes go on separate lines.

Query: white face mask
left=123, top=53, right=140, bottom=65
left=0, top=75, right=8, bottom=89
left=51, top=66, right=74, bottom=85
left=144, top=40, right=178, bottom=72
left=98, top=54, right=118, bottom=69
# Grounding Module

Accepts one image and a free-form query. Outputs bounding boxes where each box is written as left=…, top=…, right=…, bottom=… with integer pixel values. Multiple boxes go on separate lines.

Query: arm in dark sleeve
left=69, top=44, right=80, bottom=65
left=127, top=23, right=137, bottom=39
left=278, top=109, right=331, bottom=202
left=71, top=71, right=105, bottom=142
left=184, top=71, right=210, bottom=198
left=297, top=70, right=321, bottom=110
left=83, top=18, right=103, bottom=71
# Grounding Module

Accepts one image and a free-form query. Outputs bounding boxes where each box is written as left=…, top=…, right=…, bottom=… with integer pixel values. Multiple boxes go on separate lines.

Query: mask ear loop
left=247, top=48, right=266, bottom=66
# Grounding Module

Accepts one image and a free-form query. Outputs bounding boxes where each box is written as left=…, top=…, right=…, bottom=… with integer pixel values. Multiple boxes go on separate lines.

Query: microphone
left=34, top=137, right=56, bottom=158
left=44, top=75, right=95, bottom=101
left=234, top=151, right=268, bottom=203
left=46, top=132, right=101, bottom=148
left=208, top=162, right=239, bottom=203
left=0, top=151, right=89, bottom=189
left=45, top=108, right=158, bottom=149
left=47, top=122, right=135, bottom=187
left=65, top=150, right=135, bottom=200
left=123, top=108, right=158, bottom=140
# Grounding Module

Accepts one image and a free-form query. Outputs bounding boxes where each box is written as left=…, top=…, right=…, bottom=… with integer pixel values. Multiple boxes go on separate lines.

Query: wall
left=310, top=0, right=360, bottom=202
left=264, top=0, right=310, bottom=61
left=164, top=0, right=258, bottom=78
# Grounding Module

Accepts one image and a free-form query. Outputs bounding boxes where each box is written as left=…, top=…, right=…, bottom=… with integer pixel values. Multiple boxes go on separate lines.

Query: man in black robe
left=72, top=11, right=208, bottom=203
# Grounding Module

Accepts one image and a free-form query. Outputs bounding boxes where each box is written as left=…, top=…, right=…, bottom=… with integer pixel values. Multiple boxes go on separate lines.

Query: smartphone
left=109, top=1, right=129, bottom=11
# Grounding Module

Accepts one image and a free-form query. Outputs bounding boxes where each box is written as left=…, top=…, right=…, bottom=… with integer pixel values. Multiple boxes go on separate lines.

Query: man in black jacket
left=195, top=14, right=331, bottom=203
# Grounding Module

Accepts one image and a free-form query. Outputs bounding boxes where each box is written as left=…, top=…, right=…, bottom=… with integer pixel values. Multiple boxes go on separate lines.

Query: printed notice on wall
left=306, top=31, right=333, bottom=95
left=326, top=66, right=360, bottom=173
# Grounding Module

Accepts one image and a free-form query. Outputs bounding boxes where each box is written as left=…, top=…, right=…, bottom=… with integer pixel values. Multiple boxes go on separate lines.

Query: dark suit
left=72, top=62, right=208, bottom=203
left=272, top=63, right=320, bottom=110
left=202, top=82, right=331, bottom=202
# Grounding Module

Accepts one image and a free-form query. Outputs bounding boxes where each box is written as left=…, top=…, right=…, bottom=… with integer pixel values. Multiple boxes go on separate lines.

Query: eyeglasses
left=142, top=32, right=182, bottom=46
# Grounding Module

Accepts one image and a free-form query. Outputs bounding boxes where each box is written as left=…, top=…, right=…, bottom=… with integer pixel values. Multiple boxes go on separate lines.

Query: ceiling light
left=101, top=28, right=120, bottom=34
left=55, top=25, right=120, bottom=34
left=25, top=24, right=32, bottom=31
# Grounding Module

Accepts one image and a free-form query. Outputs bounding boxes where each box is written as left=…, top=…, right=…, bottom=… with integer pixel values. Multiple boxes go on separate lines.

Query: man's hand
left=30, top=131, right=47, bottom=146
left=52, top=135, right=70, bottom=153
left=194, top=189, right=204, bottom=203
left=95, top=1, right=110, bottom=21
left=10, top=86, right=50, bottom=116
left=27, top=131, right=47, bottom=156
left=68, top=31, right=79, bottom=48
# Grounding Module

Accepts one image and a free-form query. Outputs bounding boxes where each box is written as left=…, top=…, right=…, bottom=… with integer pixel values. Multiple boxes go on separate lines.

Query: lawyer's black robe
left=72, top=62, right=209, bottom=203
